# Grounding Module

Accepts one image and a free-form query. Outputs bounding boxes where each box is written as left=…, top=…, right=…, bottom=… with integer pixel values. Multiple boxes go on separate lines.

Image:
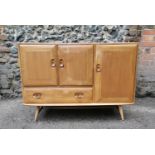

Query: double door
left=19, top=44, right=94, bottom=86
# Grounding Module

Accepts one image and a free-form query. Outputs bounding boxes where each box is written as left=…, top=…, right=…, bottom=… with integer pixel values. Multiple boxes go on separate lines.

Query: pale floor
left=0, top=97, right=155, bottom=129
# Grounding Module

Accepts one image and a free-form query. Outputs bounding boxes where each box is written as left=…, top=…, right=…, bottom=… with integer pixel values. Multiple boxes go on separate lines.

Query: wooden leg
left=118, top=105, right=124, bottom=121
left=34, top=106, right=43, bottom=121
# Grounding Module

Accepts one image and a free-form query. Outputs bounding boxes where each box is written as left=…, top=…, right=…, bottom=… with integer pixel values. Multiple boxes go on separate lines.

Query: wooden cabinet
left=19, top=43, right=138, bottom=121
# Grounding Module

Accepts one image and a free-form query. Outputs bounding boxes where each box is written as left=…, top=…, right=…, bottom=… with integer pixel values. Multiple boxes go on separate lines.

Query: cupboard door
left=94, top=44, right=138, bottom=103
left=58, top=45, right=94, bottom=85
left=19, top=45, right=58, bottom=86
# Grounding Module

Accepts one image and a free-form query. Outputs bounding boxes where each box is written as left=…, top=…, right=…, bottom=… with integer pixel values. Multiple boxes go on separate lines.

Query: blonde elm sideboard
left=18, top=43, right=138, bottom=121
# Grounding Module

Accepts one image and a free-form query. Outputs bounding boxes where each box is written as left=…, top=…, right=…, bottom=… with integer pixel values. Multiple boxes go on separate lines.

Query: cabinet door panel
left=94, top=44, right=138, bottom=103
left=58, top=45, right=94, bottom=85
left=19, top=45, right=58, bottom=86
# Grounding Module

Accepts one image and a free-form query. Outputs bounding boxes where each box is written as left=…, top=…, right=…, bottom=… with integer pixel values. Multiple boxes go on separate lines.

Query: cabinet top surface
left=18, top=42, right=138, bottom=46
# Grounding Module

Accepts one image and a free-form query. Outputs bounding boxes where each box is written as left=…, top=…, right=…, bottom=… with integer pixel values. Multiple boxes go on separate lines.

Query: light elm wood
left=118, top=105, right=124, bottom=120
left=23, top=87, right=93, bottom=103
left=18, top=43, right=138, bottom=121
left=24, top=102, right=134, bottom=106
left=34, top=106, right=43, bottom=121
left=58, top=45, right=94, bottom=86
left=94, top=44, right=138, bottom=103
left=19, top=44, right=58, bottom=86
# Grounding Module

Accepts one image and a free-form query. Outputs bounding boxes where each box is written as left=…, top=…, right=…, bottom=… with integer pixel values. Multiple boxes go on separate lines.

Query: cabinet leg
left=34, top=106, right=43, bottom=121
left=118, top=105, right=124, bottom=121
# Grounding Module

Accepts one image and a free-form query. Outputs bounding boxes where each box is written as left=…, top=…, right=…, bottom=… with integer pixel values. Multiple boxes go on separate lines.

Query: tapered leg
left=118, top=105, right=124, bottom=120
left=34, top=106, right=43, bottom=121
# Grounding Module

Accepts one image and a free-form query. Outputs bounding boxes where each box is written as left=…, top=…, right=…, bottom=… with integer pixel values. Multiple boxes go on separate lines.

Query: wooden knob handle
left=60, top=63, right=64, bottom=68
left=59, top=59, right=64, bottom=68
left=51, top=63, right=56, bottom=67
left=51, top=59, right=56, bottom=68
left=33, top=93, right=42, bottom=99
left=96, top=64, right=101, bottom=72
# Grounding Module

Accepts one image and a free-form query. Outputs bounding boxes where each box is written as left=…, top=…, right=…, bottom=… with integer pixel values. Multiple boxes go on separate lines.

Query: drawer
left=23, top=87, right=93, bottom=103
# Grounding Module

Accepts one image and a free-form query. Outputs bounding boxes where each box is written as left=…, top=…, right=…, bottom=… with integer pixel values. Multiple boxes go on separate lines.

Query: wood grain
left=19, top=44, right=58, bottom=86
left=94, top=43, right=138, bottom=103
left=19, top=43, right=138, bottom=106
left=58, top=45, right=94, bottom=85
left=24, top=102, right=134, bottom=106
left=23, top=87, right=93, bottom=103
left=118, top=105, right=124, bottom=120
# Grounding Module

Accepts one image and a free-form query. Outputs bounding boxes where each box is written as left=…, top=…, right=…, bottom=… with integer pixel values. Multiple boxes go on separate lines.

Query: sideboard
left=18, top=43, right=138, bottom=121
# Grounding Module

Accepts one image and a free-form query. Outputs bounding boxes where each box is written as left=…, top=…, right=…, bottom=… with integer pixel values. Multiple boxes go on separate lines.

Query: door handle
left=50, top=59, right=56, bottom=68
left=59, top=59, right=64, bottom=68
left=74, top=92, right=84, bottom=99
left=96, top=64, right=101, bottom=72
left=33, top=93, right=42, bottom=99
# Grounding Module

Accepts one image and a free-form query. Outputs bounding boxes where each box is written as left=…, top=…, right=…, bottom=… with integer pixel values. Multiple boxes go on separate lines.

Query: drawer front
left=23, top=87, right=93, bottom=103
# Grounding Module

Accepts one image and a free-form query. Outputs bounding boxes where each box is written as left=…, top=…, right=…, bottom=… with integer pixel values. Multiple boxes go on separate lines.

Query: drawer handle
left=74, top=92, right=84, bottom=99
left=51, top=59, right=56, bottom=68
left=59, top=59, right=64, bottom=68
left=96, top=64, right=101, bottom=72
left=33, top=93, right=42, bottom=99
